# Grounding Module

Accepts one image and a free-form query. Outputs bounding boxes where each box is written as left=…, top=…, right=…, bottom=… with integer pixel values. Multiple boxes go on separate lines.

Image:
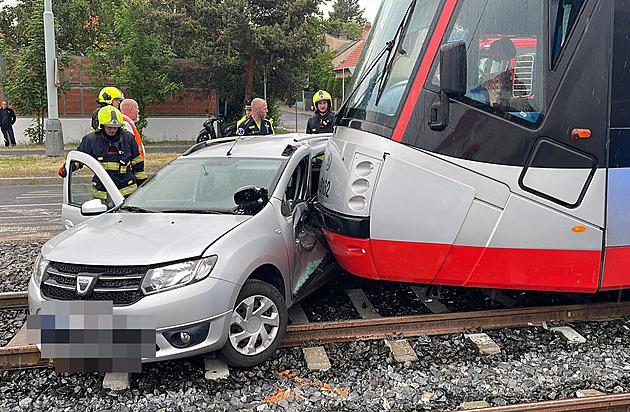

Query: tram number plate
left=318, top=178, right=331, bottom=198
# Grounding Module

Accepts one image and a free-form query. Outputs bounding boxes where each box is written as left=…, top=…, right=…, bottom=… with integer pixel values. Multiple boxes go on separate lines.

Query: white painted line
left=0, top=203, right=60, bottom=207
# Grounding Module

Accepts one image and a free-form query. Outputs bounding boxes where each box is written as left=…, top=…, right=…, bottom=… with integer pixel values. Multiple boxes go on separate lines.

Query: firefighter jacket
left=237, top=116, right=274, bottom=136
left=306, top=110, right=336, bottom=134
left=76, top=129, right=147, bottom=199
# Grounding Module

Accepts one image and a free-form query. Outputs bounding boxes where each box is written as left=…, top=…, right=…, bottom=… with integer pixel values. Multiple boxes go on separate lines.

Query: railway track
left=3, top=289, right=630, bottom=367
left=3, top=288, right=630, bottom=410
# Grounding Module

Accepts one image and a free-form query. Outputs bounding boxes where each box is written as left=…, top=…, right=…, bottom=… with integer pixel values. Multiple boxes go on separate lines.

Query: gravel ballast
left=3, top=240, right=630, bottom=411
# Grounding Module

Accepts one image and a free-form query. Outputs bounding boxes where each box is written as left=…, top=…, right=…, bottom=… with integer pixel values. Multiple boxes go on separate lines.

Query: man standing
left=120, top=98, right=145, bottom=158
left=60, top=106, right=146, bottom=199
left=0, top=101, right=17, bottom=147
left=306, top=90, right=335, bottom=134
left=236, top=98, right=274, bottom=136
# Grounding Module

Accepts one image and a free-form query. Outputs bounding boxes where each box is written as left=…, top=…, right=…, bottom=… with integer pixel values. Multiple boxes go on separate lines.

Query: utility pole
left=44, top=0, right=64, bottom=156
left=341, top=60, right=346, bottom=102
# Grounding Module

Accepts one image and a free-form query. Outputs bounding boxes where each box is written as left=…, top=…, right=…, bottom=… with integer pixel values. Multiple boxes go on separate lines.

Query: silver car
left=28, top=133, right=335, bottom=368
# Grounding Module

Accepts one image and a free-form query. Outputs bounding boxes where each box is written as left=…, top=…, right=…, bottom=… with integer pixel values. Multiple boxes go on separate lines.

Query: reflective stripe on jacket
left=77, top=129, right=146, bottom=197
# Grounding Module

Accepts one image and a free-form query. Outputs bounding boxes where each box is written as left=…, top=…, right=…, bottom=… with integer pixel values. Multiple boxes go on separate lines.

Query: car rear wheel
left=219, top=279, right=287, bottom=368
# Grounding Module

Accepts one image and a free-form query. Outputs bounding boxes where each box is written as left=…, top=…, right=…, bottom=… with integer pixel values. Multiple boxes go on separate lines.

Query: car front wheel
left=219, top=279, right=288, bottom=368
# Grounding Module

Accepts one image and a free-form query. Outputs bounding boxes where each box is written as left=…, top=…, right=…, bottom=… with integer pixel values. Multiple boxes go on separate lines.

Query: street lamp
left=341, top=59, right=346, bottom=102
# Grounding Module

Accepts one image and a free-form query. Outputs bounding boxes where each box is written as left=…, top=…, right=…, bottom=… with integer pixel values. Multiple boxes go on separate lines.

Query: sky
left=320, top=0, right=383, bottom=24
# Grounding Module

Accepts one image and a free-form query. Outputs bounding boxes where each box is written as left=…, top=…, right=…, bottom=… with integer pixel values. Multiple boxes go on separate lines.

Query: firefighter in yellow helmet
left=306, top=90, right=335, bottom=134
left=90, top=86, right=125, bottom=131
left=60, top=106, right=146, bottom=199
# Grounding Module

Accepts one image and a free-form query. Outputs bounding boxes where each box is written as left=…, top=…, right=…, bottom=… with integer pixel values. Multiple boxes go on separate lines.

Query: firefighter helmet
left=312, top=90, right=332, bottom=111
left=98, top=106, right=125, bottom=129
left=97, top=87, right=125, bottom=105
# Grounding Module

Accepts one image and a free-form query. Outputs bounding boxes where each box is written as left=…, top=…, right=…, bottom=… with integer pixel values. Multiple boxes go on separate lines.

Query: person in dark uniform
left=59, top=106, right=146, bottom=199
left=236, top=98, right=274, bottom=136
left=306, top=90, right=335, bottom=134
left=0, top=101, right=17, bottom=146
left=236, top=100, right=252, bottom=129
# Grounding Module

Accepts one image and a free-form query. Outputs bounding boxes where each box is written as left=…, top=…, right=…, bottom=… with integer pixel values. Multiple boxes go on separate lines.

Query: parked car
left=28, top=133, right=336, bottom=368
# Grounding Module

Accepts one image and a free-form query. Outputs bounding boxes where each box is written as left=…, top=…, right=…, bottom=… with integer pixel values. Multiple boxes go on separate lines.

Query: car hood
left=43, top=213, right=251, bottom=266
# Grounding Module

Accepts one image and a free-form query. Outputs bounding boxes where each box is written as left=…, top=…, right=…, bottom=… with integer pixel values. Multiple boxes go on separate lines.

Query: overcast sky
left=320, top=0, right=383, bottom=24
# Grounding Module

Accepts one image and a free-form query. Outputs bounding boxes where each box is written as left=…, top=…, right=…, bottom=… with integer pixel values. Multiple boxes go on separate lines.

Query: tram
left=316, top=0, right=630, bottom=293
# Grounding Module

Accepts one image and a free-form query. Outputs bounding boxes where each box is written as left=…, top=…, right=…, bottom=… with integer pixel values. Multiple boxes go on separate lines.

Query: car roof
left=180, top=133, right=330, bottom=160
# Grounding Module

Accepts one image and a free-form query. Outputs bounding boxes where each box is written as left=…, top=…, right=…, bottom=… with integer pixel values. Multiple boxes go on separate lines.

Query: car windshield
left=122, top=157, right=285, bottom=213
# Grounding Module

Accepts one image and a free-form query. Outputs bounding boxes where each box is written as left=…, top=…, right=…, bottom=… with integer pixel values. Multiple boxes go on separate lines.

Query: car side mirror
left=81, top=198, right=108, bottom=216
left=281, top=198, right=293, bottom=217
left=429, top=41, right=467, bottom=131
left=234, top=185, right=268, bottom=214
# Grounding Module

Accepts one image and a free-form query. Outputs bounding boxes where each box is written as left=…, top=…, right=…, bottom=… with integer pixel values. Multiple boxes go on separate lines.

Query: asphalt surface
left=0, top=184, right=63, bottom=240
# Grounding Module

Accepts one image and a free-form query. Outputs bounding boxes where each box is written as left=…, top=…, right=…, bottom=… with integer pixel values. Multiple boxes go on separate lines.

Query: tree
left=308, top=49, right=336, bottom=92
left=328, top=0, right=366, bottom=26
left=85, top=0, right=180, bottom=133
left=0, top=0, right=70, bottom=143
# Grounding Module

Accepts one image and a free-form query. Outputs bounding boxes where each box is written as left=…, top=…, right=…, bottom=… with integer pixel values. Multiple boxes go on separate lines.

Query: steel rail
left=0, top=291, right=28, bottom=308
left=281, top=301, right=630, bottom=347
left=455, top=393, right=630, bottom=411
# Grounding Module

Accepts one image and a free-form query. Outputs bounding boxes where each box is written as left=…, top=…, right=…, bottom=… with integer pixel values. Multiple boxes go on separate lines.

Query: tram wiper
left=375, top=0, right=417, bottom=106
left=336, top=0, right=418, bottom=123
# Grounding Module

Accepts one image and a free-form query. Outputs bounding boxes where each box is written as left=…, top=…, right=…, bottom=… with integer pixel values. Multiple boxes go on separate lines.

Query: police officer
left=236, top=100, right=252, bottom=129
left=236, top=98, right=274, bottom=136
left=306, top=90, right=335, bottom=134
left=60, top=106, right=147, bottom=199
left=90, top=86, right=125, bottom=131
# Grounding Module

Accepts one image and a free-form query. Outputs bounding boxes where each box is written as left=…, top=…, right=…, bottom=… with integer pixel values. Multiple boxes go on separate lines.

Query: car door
left=274, top=148, right=333, bottom=303
left=62, top=150, right=124, bottom=229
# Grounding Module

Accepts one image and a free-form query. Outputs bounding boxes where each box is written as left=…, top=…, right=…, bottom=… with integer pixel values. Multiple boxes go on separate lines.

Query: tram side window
left=550, top=0, right=585, bottom=66
left=434, top=0, right=546, bottom=126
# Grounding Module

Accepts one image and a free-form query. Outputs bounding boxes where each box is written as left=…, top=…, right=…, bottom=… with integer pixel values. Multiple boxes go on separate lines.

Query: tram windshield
left=344, top=0, right=441, bottom=124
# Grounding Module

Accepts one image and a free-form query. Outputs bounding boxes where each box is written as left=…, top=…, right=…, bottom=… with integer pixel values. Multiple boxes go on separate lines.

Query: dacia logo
left=76, top=273, right=99, bottom=297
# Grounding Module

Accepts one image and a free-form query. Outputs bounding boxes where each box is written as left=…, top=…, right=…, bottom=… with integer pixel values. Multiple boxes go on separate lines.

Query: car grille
left=40, top=262, right=148, bottom=305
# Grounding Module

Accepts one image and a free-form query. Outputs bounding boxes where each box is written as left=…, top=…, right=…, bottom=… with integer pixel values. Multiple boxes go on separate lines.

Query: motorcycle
left=196, top=115, right=238, bottom=143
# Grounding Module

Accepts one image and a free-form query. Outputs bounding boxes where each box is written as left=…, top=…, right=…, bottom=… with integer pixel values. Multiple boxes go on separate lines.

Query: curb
left=0, top=177, right=60, bottom=186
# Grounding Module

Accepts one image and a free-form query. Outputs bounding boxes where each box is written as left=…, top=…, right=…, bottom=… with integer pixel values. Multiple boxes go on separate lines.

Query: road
left=278, top=109, right=310, bottom=133
left=0, top=185, right=63, bottom=241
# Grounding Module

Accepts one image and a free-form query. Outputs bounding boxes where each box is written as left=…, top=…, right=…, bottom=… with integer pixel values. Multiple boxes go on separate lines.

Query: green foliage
left=0, top=0, right=71, bottom=144
left=85, top=0, right=180, bottom=134
left=307, top=49, right=336, bottom=93
left=328, top=0, right=367, bottom=25
left=25, top=121, right=46, bottom=144
left=325, top=19, right=363, bottom=40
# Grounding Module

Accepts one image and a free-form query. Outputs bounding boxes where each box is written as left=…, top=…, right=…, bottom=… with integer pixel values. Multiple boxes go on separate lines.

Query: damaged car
left=28, top=133, right=336, bottom=368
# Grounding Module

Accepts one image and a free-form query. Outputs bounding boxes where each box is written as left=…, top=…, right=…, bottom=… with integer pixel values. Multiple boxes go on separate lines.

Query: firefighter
left=236, top=98, right=274, bottom=136
left=59, top=106, right=147, bottom=199
left=90, top=86, right=125, bottom=131
left=306, top=90, right=335, bottom=134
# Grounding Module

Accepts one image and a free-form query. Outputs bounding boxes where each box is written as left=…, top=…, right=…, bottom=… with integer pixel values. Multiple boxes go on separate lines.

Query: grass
left=0, top=152, right=180, bottom=178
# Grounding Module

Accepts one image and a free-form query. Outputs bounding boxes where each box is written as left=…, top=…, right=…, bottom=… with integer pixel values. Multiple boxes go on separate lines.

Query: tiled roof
left=334, top=41, right=365, bottom=71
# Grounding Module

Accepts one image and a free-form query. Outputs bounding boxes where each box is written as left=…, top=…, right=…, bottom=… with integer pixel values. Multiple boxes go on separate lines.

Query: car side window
left=284, top=156, right=309, bottom=206
left=68, top=161, right=101, bottom=206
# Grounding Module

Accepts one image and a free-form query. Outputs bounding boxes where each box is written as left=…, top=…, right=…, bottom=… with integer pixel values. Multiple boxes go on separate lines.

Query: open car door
left=61, top=150, right=124, bottom=229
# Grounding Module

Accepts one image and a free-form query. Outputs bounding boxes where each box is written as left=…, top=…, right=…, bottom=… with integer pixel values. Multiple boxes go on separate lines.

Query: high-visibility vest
left=122, top=114, right=145, bottom=158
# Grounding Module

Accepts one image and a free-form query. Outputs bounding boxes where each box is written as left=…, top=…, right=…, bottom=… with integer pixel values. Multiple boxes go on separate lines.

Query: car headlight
left=32, top=253, right=49, bottom=286
left=141, top=256, right=218, bottom=295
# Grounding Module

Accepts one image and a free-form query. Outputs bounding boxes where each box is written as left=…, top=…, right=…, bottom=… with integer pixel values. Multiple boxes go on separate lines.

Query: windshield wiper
left=336, top=0, right=418, bottom=122
left=375, top=0, right=417, bottom=106
left=118, top=205, right=154, bottom=213
left=160, top=209, right=224, bottom=214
